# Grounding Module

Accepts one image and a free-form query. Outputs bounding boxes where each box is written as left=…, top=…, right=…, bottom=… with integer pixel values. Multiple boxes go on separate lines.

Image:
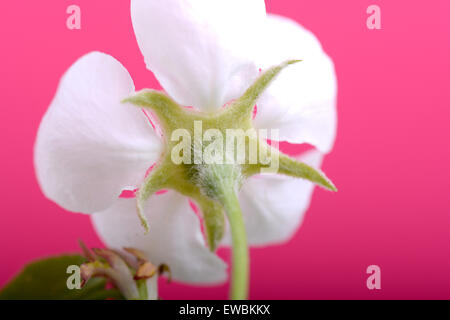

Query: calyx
left=123, top=60, right=336, bottom=251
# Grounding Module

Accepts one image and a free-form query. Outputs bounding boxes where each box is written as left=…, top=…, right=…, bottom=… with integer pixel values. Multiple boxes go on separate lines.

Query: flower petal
left=35, top=52, right=162, bottom=214
left=254, top=14, right=337, bottom=153
left=131, top=0, right=266, bottom=111
left=222, top=150, right=324, bottom=246
left=91, top=192, right=227, bottom=284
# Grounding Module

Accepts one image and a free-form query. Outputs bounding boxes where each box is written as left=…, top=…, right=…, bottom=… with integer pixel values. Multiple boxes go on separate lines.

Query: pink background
left=1, top=0, right=449, bottom=299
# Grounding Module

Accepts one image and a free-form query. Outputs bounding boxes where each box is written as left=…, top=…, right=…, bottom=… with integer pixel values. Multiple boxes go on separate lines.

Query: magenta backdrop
left=1, top=0, right=449, bottom=299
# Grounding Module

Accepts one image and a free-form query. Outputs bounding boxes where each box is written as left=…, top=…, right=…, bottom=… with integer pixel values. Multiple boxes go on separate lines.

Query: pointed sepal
left=278, top=153, right=337, bottom=191
left=123, top=89, right=184, bottom=132
left=225, top=60, right=301, bottom=120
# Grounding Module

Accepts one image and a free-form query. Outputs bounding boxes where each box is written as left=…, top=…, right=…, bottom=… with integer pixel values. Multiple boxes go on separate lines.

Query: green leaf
left=0, top=254, right=123, bottom=300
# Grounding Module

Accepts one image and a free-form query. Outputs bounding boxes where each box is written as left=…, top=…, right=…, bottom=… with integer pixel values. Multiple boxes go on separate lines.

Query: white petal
left=131, top=0, right=266, bottom=111
left=254, top=14, right=337, bottom=153
left=35, top=52, right=162, bottom=214
left=91, top=192, right=227, bottom=284
left=222, top=150, right=323, bottom=246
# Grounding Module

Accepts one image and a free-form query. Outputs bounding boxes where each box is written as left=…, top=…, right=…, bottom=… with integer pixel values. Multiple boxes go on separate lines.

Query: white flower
left=35, top=0, right=336, bottom=285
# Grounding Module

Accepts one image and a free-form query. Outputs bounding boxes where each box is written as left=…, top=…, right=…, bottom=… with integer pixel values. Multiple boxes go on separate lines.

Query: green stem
left=221, top=190, right=249, bottom=300
left=136, top=279, right=148, bottom=300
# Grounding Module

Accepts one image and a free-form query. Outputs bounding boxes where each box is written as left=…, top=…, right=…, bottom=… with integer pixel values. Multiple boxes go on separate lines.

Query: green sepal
left=123, top=89, right=185, bottom=133
left=195, top=196, right=225, bottom=251
left=278, top=153, right=337, bottom=191
left=225, top=60, right=301, bottom=121
left=135, top=162, right=173, bottom=233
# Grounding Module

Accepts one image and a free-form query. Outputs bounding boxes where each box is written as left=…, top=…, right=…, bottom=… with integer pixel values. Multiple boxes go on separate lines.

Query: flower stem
left=221, top=189, right=249, bottom=300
